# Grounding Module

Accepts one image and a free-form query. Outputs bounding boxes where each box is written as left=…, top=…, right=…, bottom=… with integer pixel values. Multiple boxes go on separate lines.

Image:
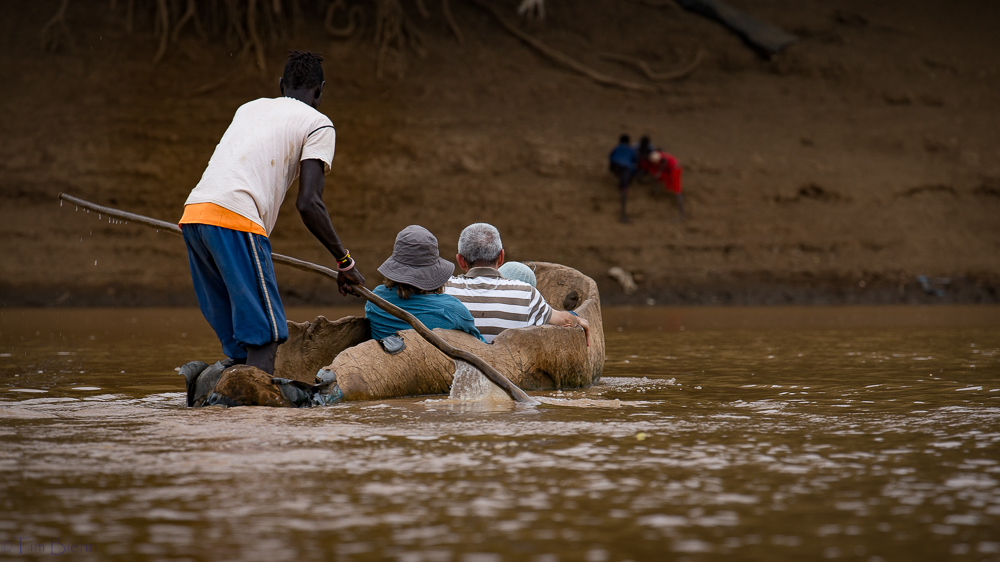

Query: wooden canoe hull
left=204, top=262, right=605, bottom=406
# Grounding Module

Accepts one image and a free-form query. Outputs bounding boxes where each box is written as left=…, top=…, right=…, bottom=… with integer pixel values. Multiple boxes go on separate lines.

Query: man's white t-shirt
left=184, top=97, right=336, bottom=236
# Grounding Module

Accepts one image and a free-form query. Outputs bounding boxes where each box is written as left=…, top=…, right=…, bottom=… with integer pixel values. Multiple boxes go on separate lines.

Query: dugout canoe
left=190, top=262, right=606, bottom=407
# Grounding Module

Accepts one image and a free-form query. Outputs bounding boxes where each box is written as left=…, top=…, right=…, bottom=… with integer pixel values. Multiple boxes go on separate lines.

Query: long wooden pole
left=58, top=193, right=539, bottom=405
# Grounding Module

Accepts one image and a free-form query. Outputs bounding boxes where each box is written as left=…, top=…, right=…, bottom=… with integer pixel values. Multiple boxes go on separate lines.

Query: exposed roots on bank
left=598, top=49, right=704, bottom=81
left=40, top=0, right=74, bottom=52
left=40, top=0, right=696, bottom=89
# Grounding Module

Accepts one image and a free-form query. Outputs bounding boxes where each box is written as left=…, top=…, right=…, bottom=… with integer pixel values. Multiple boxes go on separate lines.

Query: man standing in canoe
left=178, top=50, right=364, bottom=375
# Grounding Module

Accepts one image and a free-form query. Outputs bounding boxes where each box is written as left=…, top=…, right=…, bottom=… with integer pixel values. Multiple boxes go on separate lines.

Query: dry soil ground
left=1, top=0, right=998, bottom=307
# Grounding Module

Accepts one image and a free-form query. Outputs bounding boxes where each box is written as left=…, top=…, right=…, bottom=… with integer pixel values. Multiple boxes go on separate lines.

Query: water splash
left=447, top=361, right=513, bottom=404
left=535, top=396, right=622, bottom=408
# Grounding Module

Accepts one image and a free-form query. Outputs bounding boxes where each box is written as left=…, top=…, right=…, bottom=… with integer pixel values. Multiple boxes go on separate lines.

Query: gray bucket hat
left=377, top=225, right=455, bottom=291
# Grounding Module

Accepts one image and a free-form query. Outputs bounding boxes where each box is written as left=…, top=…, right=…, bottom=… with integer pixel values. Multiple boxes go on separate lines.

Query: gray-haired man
left=444, top=223, right=590, bottom=345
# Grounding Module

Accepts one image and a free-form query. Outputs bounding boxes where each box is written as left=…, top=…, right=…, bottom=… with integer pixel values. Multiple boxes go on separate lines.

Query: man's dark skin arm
left=296, top=158, right=365, bottom=295
left=281, top=77, right=364, bottom=296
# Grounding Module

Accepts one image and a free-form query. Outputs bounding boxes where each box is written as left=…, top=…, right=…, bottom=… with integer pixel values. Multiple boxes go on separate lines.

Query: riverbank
left=1, top=0, right=998, bottom=307
left=2, top=272, right=995, bottom=308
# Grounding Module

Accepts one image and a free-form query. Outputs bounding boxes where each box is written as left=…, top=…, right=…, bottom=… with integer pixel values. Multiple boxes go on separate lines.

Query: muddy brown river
left=1, top=306, right=998, bottom=561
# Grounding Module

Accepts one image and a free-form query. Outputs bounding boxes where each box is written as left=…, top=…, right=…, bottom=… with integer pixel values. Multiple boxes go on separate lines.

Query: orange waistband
left=179, top=203, right=267, bottom=236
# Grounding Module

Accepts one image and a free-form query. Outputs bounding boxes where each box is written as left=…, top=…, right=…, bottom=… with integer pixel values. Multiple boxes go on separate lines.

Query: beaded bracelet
left=336, top=250, right=352, bottom=266
left=337, top=257, right=355, bottom=272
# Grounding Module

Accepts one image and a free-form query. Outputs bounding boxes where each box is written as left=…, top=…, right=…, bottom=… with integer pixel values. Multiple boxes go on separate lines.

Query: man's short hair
left=458, top=223, right=503, bottom=267
left=283, top=50, right=324, bottom=90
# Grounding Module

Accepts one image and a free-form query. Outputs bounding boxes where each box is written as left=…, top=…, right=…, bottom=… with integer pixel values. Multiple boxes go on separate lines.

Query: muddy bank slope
left=1, top=0, right=998, bottom=307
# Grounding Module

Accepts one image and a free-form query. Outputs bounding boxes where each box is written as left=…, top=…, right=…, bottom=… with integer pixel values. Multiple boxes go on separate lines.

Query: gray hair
left=458, top=223, right=503, bottom=266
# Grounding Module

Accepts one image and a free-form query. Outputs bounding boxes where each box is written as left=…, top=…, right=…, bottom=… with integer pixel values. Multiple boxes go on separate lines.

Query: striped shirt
left=444, top=267, right=553, bottom=343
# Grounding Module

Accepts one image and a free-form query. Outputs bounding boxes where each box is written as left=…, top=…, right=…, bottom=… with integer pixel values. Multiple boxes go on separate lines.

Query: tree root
left=374, top=0, right=426, bottom=79
left=125, top=0, right=134, bottom=35
left=517, top=0, right=545, bottom=20
left=467, top=0, right=658, bottom=93
left=598, top=48, right=704, bottom=81
left=188, top=61, right=247, bottom=97
left=627, top=0, right=681, bottom=10
left=324, top=0, right=365, bottom=38
left=442, top=0, right=464, bottom=44
left=40, top=0, right=74, bottom=53
left=48, top=0, right=649, bottom=86
left=172, top=0, right=205, bottom=42
left=223, top=0, right=250, bottom=49
left=246, top=0, right=267, bottom=73
left=152, top=0, right=170, bottom=64
left=415, top=0, right=430, bottom=19
left=44, top=0, right=305, bottom=73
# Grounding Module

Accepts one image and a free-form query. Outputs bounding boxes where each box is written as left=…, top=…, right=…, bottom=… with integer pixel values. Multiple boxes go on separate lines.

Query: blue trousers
left=609, top=163, right=634, bottom=190
left=182, top=223, right=288, bottom=361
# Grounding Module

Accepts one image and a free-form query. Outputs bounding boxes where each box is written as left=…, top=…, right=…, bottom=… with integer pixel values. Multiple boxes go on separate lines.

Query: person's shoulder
left=286, top=97, right=332, bottom=119
left=444, top=275, right=483, bottom=290
left=443, top=277, right=470, bottom=299
left=473, top=276, right=536, bottom=294
left=435, top=291, right=465, bottom=305
left=436, top=292, right=474, bottom=313
left=528, top=285, right=549, bottom=303
left=488, top=278, right=535, bottom=295
left=267, top=97, right=333, bottom=124
left=367, top=285, right=398, bottom=314
left=233, top=97, right=270, bottom=114
left=493, top=277, right=535, bottom=292
left=371, top=284, right=393, bottom=297
left=503, top=277, right=533, bottom=288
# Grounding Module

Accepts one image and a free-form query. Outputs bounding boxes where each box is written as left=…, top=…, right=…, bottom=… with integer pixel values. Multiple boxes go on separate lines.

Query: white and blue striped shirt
left=444, top=267, right=553, bottom=343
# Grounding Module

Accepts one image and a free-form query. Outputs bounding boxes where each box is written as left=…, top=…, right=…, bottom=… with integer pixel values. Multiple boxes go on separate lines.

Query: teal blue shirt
left=365, top=284, right=486, bottom=343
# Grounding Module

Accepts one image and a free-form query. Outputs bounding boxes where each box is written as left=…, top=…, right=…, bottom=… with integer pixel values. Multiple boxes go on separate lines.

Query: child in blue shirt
left=608, top=134, right=637, bottom=223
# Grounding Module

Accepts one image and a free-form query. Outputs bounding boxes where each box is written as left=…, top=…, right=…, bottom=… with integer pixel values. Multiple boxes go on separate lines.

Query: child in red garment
left=641, top=150, right=685, bottom=220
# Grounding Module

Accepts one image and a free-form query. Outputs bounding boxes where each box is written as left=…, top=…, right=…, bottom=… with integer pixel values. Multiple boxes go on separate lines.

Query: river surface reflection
left=1, top=306, right=998, bottom=561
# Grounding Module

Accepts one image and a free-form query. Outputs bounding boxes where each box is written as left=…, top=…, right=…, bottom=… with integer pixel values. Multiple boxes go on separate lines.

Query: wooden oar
left=58, top=193, right=539, bottom=405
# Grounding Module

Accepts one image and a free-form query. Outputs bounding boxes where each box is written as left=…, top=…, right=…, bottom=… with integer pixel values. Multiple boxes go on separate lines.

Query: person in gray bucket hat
left=376, top=225, right=456, bottom=291
left=365, top=225, right=485, bottom=342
